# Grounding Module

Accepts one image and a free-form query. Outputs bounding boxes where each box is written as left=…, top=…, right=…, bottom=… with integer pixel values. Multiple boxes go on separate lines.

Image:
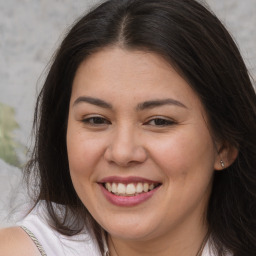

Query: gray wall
left=0, top=0, right=255, bottom=227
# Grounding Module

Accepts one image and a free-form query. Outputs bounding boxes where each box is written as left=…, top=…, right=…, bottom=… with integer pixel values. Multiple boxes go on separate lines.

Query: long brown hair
left=26, top=0, right=256, bottom=255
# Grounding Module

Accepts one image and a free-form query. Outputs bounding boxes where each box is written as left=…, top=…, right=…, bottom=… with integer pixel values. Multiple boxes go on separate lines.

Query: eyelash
left=82, top=116, right=111, bottom=126
left=82, top=116, right=175, bottom=127
left=145, top=118, right=175, bottom=126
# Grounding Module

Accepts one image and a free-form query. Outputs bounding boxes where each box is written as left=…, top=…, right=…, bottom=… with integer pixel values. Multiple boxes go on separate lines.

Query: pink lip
left=99, top=176, right=160, bottom=184
left=98, top=176, right=161, bottom=207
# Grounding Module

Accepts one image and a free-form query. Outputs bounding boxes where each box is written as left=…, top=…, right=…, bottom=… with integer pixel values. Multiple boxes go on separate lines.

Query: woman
left=0, top=0, right=255, bottom=255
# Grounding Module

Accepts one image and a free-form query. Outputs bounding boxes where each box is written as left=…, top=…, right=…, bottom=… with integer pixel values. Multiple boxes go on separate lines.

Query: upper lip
left=98, top=176, right=161, bottom=184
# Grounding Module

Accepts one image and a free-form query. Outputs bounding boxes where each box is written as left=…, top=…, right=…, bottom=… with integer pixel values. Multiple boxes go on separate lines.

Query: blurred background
left=0, top=0, right=255, bottom=227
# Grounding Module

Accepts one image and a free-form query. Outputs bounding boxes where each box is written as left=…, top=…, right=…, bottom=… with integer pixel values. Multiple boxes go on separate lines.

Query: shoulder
left=0, top=226, right=41, bottom=256
left=16, top=201, right=103, bottom=256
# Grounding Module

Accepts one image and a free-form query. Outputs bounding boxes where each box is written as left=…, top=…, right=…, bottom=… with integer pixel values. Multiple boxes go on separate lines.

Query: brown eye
left=146, top=118, right=175, bottom=126
left=82, top=116, right=111, bottom=125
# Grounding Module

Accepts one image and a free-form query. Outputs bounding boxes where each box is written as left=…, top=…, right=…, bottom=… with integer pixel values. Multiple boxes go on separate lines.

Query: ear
left=214, top=142, right=239, bottom=171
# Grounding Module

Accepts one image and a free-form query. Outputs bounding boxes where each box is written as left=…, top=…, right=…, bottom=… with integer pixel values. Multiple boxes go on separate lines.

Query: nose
left=104, top=125, right=147, bottom=167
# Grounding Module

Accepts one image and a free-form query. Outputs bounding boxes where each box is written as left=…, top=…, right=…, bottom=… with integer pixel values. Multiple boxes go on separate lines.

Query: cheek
left=149, top=126, right=216, bottom=180
left=149, top=128, right=216, bottom=220
left=66, top=124, right=105, bottom=179
left=66, top=126, right=105, bottom=203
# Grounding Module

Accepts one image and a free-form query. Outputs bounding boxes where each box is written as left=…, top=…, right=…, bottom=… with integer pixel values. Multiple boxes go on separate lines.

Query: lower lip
left=99, top=184, right=160, bottom=207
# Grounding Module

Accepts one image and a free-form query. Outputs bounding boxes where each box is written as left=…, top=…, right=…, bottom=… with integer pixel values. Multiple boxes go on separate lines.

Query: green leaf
left=0, top=102, right=20, bottom=167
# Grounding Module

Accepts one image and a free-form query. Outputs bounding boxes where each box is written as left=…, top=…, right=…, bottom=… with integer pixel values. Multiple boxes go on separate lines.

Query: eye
left=82, top=116, right=111, bottom=126
left=145, top=118, right=175, bottom=126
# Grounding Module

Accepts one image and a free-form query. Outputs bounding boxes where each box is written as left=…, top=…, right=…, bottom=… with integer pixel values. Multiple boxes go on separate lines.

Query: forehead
left=71, top=47, right=201, bottom=110
left=74, top=47, right=175, bottom=85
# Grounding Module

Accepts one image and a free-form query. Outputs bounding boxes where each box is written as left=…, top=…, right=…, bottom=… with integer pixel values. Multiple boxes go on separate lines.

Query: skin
left=0, top=47, right=237, bottom=255
left=66, top=47, right=234, bottom=256
left=0, top=227, right=41, bottom=256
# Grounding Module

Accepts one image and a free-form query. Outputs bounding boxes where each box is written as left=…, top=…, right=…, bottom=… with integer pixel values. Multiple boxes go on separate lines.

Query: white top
left=17, top=202, right=105, bottom=256
left=17, top=202, right=232, bottom=256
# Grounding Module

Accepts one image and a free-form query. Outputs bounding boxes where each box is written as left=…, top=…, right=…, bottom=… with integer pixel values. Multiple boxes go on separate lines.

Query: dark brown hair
left=26, top=0, right=256, bottom=255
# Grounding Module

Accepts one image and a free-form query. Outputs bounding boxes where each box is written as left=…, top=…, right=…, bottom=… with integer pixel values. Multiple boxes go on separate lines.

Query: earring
left=220, top=160, right=225, bottom=168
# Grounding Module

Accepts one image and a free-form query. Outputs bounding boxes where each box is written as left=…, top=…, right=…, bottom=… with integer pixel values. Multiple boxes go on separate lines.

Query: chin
left=102, top=220, right=159, bottom=241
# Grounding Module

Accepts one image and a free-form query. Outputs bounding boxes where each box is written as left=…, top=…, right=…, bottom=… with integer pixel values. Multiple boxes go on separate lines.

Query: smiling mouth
left=102, top=182, right=161, bottom=197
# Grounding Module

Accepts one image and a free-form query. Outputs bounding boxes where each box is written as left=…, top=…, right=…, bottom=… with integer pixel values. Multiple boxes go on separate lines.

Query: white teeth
left=106, top=182, right=111, bottom=192
left=117, top=183, right=126, bottom=194
left=104, top=182, right=158, bottom=196
left=149, top=184, right=154, bottom=191
left=126, top=184, right=136, bottom=195
left=136, top=183, right=143, bottom=193
left=112, top=183, right=117, bottom=193
left=143, top=183, right=149, bottom=192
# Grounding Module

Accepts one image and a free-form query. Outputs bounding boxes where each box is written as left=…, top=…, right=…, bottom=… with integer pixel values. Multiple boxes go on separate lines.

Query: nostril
left=104, top=143, right=148, bottom=167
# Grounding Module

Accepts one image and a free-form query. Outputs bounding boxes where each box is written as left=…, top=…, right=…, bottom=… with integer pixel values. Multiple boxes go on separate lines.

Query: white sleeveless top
left=17, top=202, right=231, bottom=256
left=17, top=203, right=106, bottom=256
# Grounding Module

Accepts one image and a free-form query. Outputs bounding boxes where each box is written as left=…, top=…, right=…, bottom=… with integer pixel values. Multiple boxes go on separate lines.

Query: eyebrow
left=73, top=96, right=187, bottom=110
left=136, top=98, right=187, bottom=111
left=73, top=96, right=113, bottom=109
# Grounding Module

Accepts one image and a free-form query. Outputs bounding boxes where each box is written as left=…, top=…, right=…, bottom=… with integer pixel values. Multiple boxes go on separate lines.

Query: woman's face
left=67, top=47, right=221, bottom=241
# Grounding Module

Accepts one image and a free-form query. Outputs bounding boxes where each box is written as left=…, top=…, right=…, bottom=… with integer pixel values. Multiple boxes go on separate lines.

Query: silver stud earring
left=220, top=160, right=225, bottom=168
